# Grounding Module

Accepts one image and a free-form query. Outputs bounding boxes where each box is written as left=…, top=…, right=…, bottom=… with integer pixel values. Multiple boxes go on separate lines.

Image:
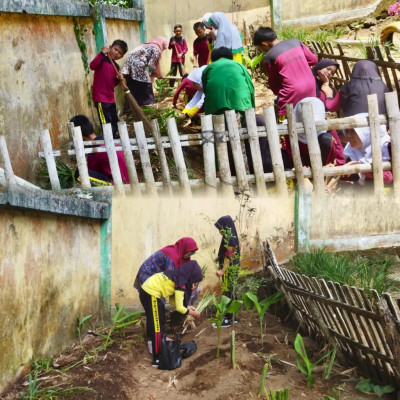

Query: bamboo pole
left=40, top=129, right=61, bottom=190
left=286, top=104, right=304, bottom=192
left=367, top=94, right=384, bottom=196
left=151, top=119, right=173, bottom=196
left=301, top=102, right=325, bottom=196
left=0, top=167, right=39, bottom=190
left=71, top=124, right=91, bottom=189
left=166, top=117, right=192, bottom=197
left=385, top=91, right=400, bottom=197
left=213, top=114, right=234, bottom=196
left=134, top=121, right=157, bottom=197
left=103, top=123, right=125, bottom=195
left=201, top=114, right=217, bottom=195
left=118, top=121, right=142, bottom=197
left=0, top=135, right=17, bottom=190
left=244, top=108, right=267, bottom=196
left=263, top=106, right=287, bottom=196
left=225, top=110, right=249, bottom=193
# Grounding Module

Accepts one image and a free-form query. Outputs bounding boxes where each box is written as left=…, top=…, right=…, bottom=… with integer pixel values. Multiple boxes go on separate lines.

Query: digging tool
left=174, top=44, right=186, bottom=76
left=107, top=53, right=153, bottom=136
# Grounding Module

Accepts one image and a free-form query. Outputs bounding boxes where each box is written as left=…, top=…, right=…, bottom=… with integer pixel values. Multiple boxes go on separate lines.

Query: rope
left=201, top=130, right=214, bottom=145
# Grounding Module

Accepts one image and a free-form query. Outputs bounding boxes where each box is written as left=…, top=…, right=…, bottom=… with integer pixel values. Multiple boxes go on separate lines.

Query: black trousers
left=139, top=288, right=165, bottom=360
left=125, top=75, right=155, bottom=106
left=169, top=62, right=184, bottom=87
left=95, top=102, right=118, bottom=139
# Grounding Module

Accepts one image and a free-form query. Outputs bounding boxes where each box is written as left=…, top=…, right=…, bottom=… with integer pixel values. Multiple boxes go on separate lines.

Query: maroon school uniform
left=172, top=78, right=197, bottom=106
left=193, top=34, right=210, bottom=67
left=169, top=36, right=188, bottom=63
left=263, top=39, right=317, bottom=116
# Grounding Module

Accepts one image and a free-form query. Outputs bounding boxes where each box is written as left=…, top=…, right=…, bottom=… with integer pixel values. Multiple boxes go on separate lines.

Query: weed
left=355, top=378, right=395, bottom=397
left=278, top=27, right=310, bottom=42
left=84, top=0, right=135, bottom=8
left=294, top=333, right=333, bottom=388
left=141, top=107, right=179, bottom=136
left=242, top=292, right=283, bottom=345
left=31, top=358, right=53, bottom=375
left=213, top=295, right=242, bottom=358
left=235, top=274, right=269, bottom=299
left=325, top=386, right=343, bottom=400
left=265, top=388, right=290, bottom=400
left=37, top=158, right=76, bottom=189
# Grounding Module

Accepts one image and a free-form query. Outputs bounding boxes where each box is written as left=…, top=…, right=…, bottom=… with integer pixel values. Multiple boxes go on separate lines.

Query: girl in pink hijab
left=121, top=36, right=168, bottom=106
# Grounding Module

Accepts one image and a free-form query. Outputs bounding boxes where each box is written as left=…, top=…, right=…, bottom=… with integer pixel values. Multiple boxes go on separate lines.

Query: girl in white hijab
left=202, top=12, right=243, bottom=63
left=343, top=113, right=392, bottom=183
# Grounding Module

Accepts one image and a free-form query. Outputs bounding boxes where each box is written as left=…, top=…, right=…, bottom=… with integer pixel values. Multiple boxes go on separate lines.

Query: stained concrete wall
left=0, top=12, right=140, bottom=183
left=0, top=207, right=102, bottom=394
left=110, top=195, right=295, bottom=308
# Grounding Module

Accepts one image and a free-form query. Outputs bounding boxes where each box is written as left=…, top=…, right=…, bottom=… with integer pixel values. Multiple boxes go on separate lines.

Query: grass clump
left=291, top=249, right=399, bottom=295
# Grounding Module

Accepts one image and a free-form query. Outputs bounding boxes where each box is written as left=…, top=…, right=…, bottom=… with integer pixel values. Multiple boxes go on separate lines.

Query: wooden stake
left=134, top=121, right=157, bottom=196
left=367, top=94, right=384, bottom=196
left=385, top=91, right=400, bottom=197
left=263, top=106, right=287, bottom=196
left=0, top=135, right=17, bottom=190
left=40, top=129, right=61, bottom=190
left=225, top=110, right=249, bottom=193
left=244, top=108, right=267, bottom=196
left=213, top=114, right=234, bottom=196
left=118, top=121, right=142, bottom=197
left=166, top=117, right=192, bottom=197
left=103, top=123, right=125, bottom=195
left=201, top=114, right=217, bottom=195
left=70, top=124, right=91, bottom=189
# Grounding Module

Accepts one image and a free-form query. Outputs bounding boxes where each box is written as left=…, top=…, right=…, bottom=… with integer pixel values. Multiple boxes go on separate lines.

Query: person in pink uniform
left=253, top=27, right=317, bottom=118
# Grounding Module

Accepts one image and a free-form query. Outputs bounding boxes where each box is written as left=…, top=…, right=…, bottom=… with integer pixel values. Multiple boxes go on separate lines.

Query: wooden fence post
left=166, top=117, right=192, bottom=197
left=286, top=104, right=304, bottom=193
left=41, top=129, right=61, bottom=190
left=151, top=119, right=173, bottom=196
left=0, top=135, right=17, bottom=190
left=118, top=121, right=142, bottom=197
left=385, top=91, right=400, bottom=197
left=225, top=110, right=249, bottom=193
left=201, top=114, right=217, bottom=195
left=134, top=121, right=157, bottom=196
left=103, top=123, right=125, bottom=196
left=367, top=94, right=384, bottom=196
left=244, top=108, right=267, bottom=196
left=263, top=106, right=287, bottom=196
left=301, top=102, right=325, bottom=196
left=213, top=114, right=234, bottom=196
left=70, top=124, right=91, bottom=189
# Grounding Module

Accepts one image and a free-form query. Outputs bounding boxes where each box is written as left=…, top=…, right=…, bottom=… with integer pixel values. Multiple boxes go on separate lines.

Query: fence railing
left=36, top=91, right=400, bottom=197
left=264, top=240, right=400, bottom=387
left=307, top=41, right=400, bottom=102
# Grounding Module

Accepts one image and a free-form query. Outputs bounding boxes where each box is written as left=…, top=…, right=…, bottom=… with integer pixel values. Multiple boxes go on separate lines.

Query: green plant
left=294, top=333, right=333, bottom=388
left=31, top=358, right=53, bottom=375
left=141, top=107, right=179, bottom=135
left=323, top=346, right=337, bottom=379
left=356, top=378, right=395, bottom=397
left=84, top=0, right=134, bottom=7
left=325, top=386, right=342, bottom=400
left=19, top=371, right=96, bottom=400
left=258, top=362, right=269, bottom=397
left=37, top=158, right=76, bottom=189
left=236, top=275, right=269, bottom=301
left=265, top=388, right=290, bottom=400
left=242, top=292, right=283, bottom=345
left=278, top=27, right=311, bottom=42
left=242, top=51, right=265, bottom=76
left=213, top=295, right=242, bottom=358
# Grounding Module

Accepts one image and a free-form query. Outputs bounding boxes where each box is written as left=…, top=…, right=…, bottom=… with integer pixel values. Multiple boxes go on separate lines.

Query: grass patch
left=290, top=249, right=399, bottom=295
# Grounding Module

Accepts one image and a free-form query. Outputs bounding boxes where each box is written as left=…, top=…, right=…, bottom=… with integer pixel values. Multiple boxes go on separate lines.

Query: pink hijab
left=160, top=237, right=198, bottom=268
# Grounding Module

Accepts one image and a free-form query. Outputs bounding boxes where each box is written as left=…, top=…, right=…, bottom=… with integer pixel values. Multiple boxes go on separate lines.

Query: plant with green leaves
left=258, top=362, right=270, bottom=397
left=242, top=51, right=265, bottom=76
left=31, top=358, right=53, bottom=375
left=213, top=295, right=242, bottom=358
left=37, top=158, right=76, bottom=189
left=242, top=291, right=283, bottom=345
left=294, top=333, right=333, bottom=388
left=355, top=378, right=395, bottom=397
left=265, top=388, right=290, bottom=400
left=19, top=371, right=96, bottom=400
left=325, top=386, right=342, bottom=400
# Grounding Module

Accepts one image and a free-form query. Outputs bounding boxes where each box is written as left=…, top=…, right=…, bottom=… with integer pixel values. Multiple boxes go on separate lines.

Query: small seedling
left=258, top=362, right=269, bottom=397
left=294, top=333, right=333, bottom=388
left=213, top=295, right=242, bottom=358
left=265, top=388, right=290, bottom=400
left=356, top=378, right=395, bottom=397
left=242, top=292, right=283, bottom=345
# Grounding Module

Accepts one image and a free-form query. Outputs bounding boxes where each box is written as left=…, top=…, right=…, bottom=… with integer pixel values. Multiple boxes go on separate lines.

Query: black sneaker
left=151, top=359, right=159, bottom=368
left=212, top=318, right=231, bottom=328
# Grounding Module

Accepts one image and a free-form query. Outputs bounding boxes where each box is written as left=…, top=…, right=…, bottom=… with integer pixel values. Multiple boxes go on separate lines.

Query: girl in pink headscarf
left=121, top=36, right=168, bottom=106
left=134, top=237, right=198, bottom=290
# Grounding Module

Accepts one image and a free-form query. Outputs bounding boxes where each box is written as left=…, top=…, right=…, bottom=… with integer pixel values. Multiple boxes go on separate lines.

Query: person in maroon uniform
left=193, top=22, right=210, bottom=68
left=89, top=40, right=128, bottom=139
left=254, top=27, right=317, bottom=119
left=168, top=24, right=188, bottom=87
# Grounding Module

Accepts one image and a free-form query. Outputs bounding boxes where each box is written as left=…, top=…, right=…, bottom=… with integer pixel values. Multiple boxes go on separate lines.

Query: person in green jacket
left=202, top=46, right=255, bottom=116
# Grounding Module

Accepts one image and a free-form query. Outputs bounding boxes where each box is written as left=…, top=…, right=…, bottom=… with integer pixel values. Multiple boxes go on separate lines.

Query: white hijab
left=187, top=65, right=207, bottom=87
left=201, top=13, right=213, bottom=29
left=209, top=12, right=242, bottom=50
left=343, top=113, right=391, bottom=164
left=294, top=97, right=327, bottom=144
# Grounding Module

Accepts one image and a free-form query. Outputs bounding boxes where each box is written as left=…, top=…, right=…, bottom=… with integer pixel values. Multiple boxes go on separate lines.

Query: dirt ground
left=3, top=307, right=395, bottom=400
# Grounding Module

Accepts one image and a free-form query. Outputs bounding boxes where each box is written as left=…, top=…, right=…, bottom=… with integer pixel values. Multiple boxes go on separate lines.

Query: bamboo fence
left=32, top=91, right=400, bottom=197
left=263, top=240, right=400, bottom=387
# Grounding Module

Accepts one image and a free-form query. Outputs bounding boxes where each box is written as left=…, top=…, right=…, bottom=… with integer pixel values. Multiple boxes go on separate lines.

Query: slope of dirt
left=3, top=310, right=392, bottom=400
